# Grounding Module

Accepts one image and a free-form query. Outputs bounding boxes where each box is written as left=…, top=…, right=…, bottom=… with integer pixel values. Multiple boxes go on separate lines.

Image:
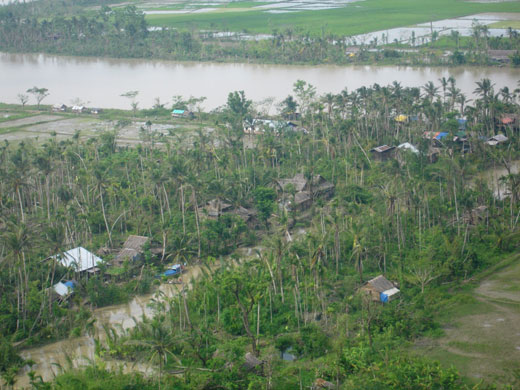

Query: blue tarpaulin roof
left=435, top=132, right=449, bottom=140
left=64, top=280, right=76, bottom=289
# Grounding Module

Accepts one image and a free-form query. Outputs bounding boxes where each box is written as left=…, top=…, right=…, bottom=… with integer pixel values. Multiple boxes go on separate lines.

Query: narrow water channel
left=14, top=265, right=206, bottom=389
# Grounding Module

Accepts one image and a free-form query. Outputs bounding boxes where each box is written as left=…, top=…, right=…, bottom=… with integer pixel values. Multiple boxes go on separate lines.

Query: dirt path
left=416, top=256, right=520, bottom=385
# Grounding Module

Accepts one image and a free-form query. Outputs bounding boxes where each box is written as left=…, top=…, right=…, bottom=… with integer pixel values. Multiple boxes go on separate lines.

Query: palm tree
left=126, top=319, right=180, bottom=390
left=422, top=81, right=439, bottom=103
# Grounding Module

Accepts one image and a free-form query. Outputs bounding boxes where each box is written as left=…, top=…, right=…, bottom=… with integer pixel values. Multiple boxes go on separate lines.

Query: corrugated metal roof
left=55, top=247, right=102, bottom=272
left=371, top=145, right=395, bottom=153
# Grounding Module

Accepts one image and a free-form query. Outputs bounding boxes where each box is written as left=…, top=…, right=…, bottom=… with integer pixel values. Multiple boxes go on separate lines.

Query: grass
left=490, top=20, right=520, bottom=29
left=0, top=111, right=35, bottom=124
left=145, top=0, right=520, bottom=36
left=415, top=253, right=520, bottom=387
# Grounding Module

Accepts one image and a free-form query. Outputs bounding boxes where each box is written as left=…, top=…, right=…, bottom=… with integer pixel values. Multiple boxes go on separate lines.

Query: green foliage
left=253, top=187, right=276, bottom=226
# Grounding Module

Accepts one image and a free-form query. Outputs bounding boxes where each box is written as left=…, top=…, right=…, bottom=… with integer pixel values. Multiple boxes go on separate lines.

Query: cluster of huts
left=243, top=119, right=307, bottom=135
left=48, top=235, right=150, bottom=301
left=370, top=117, right=510, bottom=164
left=52, top=104, right=102, bottom=115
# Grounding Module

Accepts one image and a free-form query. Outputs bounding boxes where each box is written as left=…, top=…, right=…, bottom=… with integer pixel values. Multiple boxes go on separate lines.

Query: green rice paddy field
left=145, top=0, right=520, bottom=36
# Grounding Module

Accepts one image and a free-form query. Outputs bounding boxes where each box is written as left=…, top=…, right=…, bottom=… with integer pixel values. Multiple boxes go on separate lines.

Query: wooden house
left=370, top=145, right=396, bottom=162
left=200, top=199, right=256, bottom=224
left=113, top=235, right=149, bottom=266
left=52, top=103, right=67, bottom=112
left=360, top=275, right=400, bottom=303
left=276, top=173, right=334, bottom=211
left=71, top=105, right=85, bottom=114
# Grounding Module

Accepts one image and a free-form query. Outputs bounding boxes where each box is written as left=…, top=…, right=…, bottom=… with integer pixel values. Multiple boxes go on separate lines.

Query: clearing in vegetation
left=416, top=254, right=520, bottom=387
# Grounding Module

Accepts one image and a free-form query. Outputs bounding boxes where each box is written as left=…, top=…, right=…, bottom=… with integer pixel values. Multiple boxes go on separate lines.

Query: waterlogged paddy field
left=143, top=0, right=520, bottom=36
left=415, top=255, right=520, bottom=386
left=0, top=112, right=209, bottom=148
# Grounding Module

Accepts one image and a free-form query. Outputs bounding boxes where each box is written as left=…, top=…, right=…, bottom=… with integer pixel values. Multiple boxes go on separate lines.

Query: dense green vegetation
left=1, top=75, right=520, bottom=388
left=2, top=0, right=520, bottom=66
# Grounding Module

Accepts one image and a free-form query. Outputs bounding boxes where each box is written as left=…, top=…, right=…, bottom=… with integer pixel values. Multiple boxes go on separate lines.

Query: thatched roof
left=243, top=352, right=263, bottom=370
left=277, top=173, right=308, bottom=192
left=294, top=191, right=311, bottom=205
left=113, top=235, right=149, bottom=265
left=277, top=173, right=334, bottom=194
left=313, top=378, right=336, bottom=389
left=122, top=235, right=149, bottom=251
left=364, top=275, right=395, bottom=293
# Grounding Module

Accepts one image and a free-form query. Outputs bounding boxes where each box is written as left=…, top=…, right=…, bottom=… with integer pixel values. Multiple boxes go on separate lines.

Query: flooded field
left=0, top=113, right=211, bottom=149
left=349, top=13, right=519, bottom=46
left=15, top=263, right=209, bottom=389
left=478, top=160, right=520, bottom=200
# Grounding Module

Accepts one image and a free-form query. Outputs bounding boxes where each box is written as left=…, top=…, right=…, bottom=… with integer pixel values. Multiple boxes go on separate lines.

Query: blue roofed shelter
left=360, top=275, right=400, bottom=303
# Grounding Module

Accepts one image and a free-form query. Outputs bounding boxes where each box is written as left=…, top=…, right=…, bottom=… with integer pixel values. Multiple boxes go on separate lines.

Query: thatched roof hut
left=360, top=275, right=400, bottom=303
left=113, top=235, right=149, bottom=266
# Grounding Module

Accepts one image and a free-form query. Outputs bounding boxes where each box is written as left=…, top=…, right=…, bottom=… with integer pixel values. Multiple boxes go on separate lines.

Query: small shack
left=52, top=103, right=67, bottom=112
left=54, top=247, right=102, bottom=274
left=370, top=145, right=396, bottom=162
left=51, top=280, right=76, bottom=301
left=71, top=105, right=85, bottom=113
left=276, top=173, right=334, bottom=210
left=113, top=235, right=149, bottom=266
left=243, top=352, right=263, bottom=371
left=395, top=114, right=408, bottom=123
left=172, top=109, right=192, bottom=118
left=360, top=275, right=400, bottom=303
left=200, top=199, right=256, bottom=224
left=486, top=134, right=508, bottom=146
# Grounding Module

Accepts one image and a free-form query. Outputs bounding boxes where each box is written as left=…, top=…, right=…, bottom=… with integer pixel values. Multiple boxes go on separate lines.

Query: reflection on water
left=479, top=160, right=520, bottom=200
left=2, top=52, right=520, bottom=111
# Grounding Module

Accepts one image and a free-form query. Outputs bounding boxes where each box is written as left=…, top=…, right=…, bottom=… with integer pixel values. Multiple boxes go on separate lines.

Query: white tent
left=55, top=247, right=102, bottom=272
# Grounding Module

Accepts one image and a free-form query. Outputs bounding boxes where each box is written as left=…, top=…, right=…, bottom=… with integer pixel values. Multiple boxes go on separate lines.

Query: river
left=1, top=52, right=520, bottom=111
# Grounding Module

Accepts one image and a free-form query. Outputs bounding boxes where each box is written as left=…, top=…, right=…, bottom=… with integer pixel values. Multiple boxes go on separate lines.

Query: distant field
left=145, top=0, right=520, bottom=35
left=415, top=254, right=520, bottom=386
left=491, top=20, right=520, bottom=29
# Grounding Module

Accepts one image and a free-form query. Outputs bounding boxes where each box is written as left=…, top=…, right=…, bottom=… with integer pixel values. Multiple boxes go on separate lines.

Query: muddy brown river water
left=14, top=265, right=207, bottom=389
left=2, top=52, right=520, bottom=110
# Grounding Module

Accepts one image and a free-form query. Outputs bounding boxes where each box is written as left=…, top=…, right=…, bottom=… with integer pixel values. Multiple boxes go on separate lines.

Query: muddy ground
left=0, top=113, right=211, bottom=148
